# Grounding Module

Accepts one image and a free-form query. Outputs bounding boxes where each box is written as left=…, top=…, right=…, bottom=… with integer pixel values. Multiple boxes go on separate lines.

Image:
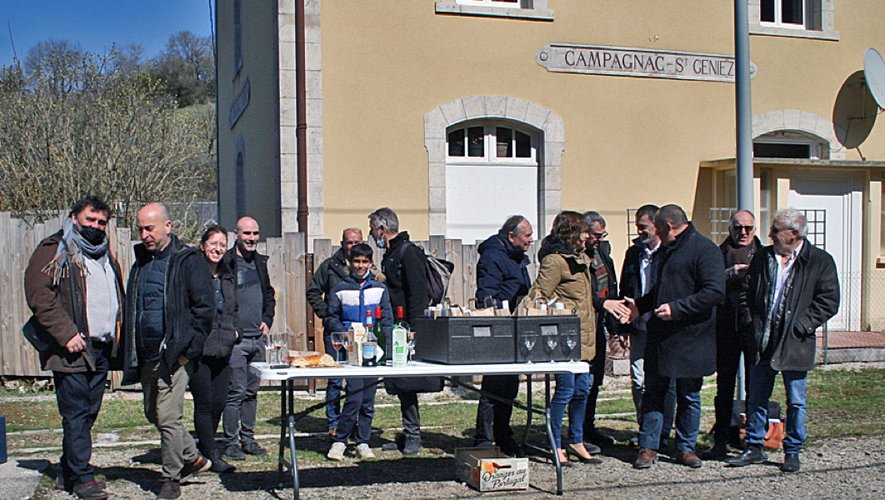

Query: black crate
left=514, top=315, right=581, bottom=362
left=413, top=317, right=515, bottom=364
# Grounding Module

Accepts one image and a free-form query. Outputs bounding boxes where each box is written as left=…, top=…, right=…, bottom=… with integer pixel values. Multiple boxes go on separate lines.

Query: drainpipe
left=734, top=0, right=753, bottom=401
left=295, top=0, right=315, bottom=393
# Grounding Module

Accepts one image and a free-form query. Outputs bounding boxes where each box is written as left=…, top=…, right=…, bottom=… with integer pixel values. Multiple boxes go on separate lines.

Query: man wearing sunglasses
left=704, top=210, right=763, bottom=459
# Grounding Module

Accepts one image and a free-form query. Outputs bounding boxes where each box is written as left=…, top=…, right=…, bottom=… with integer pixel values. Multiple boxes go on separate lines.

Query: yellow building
left=215, top=0, right=885, bottom=331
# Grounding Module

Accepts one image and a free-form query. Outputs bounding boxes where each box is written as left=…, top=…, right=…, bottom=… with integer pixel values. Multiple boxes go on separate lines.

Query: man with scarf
left=123, top=203, right=215, bottom=499
left=704, top=210, right=763, bottom=459
left=25, top=195, right=124, bottom=500
left=581, top=211, right=626, bottom=451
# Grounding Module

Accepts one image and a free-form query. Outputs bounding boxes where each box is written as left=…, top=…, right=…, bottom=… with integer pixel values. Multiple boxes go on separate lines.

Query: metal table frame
left=251, top=361, right=589, bottom=498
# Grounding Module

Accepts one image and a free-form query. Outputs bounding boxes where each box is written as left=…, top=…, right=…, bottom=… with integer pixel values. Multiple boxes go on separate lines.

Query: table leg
left=277, top=380, right=286, bottom=482
left=521, top=375, right=533, bottom=448
left=288, top=412, right=300, bottom=499
left=545, top=406, right=563, bottom=496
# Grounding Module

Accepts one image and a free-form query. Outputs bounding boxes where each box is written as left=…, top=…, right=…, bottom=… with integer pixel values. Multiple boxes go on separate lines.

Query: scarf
left=42, top=217, right=109, bottom=285
left=590, top=251, right=609, bottom=299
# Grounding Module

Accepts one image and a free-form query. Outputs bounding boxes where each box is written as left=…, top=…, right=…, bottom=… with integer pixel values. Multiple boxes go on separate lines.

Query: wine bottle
left=373, top=305, right=386, bottom=362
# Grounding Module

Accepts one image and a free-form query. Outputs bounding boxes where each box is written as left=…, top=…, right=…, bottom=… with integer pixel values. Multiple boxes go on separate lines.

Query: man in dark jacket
left=24, top=195, right=123, bottom=500
left=472, top=215, right=533, bottom=456
left=727, top=208, right=839, bottom=473
left=221, top=216, right=276, bottom=460
left=627, top=204, right=725, bottom=470
left=123, top=202, right=215, bottom=499
left=619, top=204, right=676, bottom=448
left=369, top=207, right=436, bottom=455
left=705, top=210, right=764, bottom=459
left=306, top=227, right=363, bottom=435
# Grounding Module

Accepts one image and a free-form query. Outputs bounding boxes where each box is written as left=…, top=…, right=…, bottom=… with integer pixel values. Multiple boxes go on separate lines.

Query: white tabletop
left=250, top=360, right=588, bottom=381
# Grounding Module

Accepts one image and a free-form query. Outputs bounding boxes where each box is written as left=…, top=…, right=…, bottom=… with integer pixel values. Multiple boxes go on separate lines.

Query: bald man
left=123, top=203, right=216, bottom=498
left=221, top=216, right=276, bottom=460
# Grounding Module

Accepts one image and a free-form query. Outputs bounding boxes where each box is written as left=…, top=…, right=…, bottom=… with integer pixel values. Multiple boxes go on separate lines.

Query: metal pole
left=734, top=0, right=753, bottom=401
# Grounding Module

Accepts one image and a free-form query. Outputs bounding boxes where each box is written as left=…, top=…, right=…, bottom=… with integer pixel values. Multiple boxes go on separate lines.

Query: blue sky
left=0, top=0, right=213, bottom=66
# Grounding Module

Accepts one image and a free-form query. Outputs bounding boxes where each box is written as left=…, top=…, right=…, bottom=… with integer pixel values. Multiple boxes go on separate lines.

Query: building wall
left=217, top=0, right=282, bottom=235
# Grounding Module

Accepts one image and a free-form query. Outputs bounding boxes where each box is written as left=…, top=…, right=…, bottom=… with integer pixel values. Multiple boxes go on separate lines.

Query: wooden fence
left=0, top=211, right=540, bottom=381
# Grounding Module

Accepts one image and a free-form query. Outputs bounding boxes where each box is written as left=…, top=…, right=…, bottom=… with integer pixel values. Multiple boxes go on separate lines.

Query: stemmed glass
left=522, top=335, right=537, bottom=363
left=544, top=335, right=558, bottom=357
left=563, top=335, right=578, bottom=356
left=269, top=332, right=288, bottom=367
left=330, top=332, right=347, bottom=364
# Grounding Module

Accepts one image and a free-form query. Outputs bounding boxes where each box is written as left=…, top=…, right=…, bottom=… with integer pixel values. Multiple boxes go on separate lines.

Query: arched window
left=753, top=130, right=829, bottom=159
left=445, top=121, right=539, bottom=242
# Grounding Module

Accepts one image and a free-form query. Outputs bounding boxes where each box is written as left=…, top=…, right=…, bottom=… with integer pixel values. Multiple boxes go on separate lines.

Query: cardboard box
left=454, top=447, right=529, bottom=492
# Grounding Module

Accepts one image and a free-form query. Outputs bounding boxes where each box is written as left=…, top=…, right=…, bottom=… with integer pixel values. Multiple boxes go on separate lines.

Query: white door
left=788, top=173, right=862, bottom=331
left=445, top=123, right=539, bottom=243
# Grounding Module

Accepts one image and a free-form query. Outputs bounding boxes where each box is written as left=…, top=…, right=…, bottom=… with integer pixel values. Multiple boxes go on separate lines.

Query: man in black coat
left=472, top=215, right=533, bottom=455
left=369, top=207, right=437, bottom=455
left=306, top=227, right=363, bottom=436
left=626, top=204, right=725, bottom=470
left=705, top=210, right=764, bottom=459
left=727, top=208, right=839, bottom=473
left=124, top=203, right=215, bottom=499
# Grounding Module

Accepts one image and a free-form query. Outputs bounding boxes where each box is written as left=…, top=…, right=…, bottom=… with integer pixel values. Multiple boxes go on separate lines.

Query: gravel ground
left=31, top=433, right=885, bottom=499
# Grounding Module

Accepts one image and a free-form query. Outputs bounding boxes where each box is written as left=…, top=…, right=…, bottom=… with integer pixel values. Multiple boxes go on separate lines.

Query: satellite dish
left=864, top=48, right=885, bottom=109
left=833, top=70, right=877, bottom=149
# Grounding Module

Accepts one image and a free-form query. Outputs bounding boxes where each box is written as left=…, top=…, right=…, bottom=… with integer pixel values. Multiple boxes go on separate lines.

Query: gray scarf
left=42, top=217, right=109, bottom=285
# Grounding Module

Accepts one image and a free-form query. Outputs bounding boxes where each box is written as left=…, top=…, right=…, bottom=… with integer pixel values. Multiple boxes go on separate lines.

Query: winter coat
left=122, top=234, right=215, bottom=385
left=619, top=237, right=656, bottom=335
left=221, top=247, right=276, bottom=329
left=202, top=258, right=239, bottom=359
left=717, top=235, right=763, bottom=335
left=475, top=233, right=531, bottom=311
left=742, top=241, right=840, bottom=371
left=529, top=237, right=596, bottom=360
left=306, top=247, right=350, bottom=319
left=324, top=274, right=394, bottom=344
left=24, top=231, right=124, bottom=373
left=635, top=223, right=725, bottom=378
left=382, top=232, right=429, bottom=324
left=587, top=240, right=620, bottom=336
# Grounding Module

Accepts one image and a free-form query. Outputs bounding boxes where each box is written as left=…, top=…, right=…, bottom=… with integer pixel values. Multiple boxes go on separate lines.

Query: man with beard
left=626, top=204, right=725, bottom=469
left=704, top=210, right=763, bottom=459
left=222, top=216, right=276, bottom=460
left=25, top=196, right=124, bottom=500
left=472, top=215, right=533, bottom=456
left=307, top=227, right=364, bottom=436
left=619, top=204, right=676, bottom=448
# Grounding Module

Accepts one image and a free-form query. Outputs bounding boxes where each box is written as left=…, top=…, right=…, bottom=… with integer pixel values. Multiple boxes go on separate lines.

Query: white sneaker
left=355, top=443, right=376, bottom=459
left=327, top=442, right=346, bottom=461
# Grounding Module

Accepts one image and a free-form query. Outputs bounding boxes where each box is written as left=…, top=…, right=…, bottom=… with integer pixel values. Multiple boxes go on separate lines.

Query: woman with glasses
left=189, top=225, right=239, bottom=473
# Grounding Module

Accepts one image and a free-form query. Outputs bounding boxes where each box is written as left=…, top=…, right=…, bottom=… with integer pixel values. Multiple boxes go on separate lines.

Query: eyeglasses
left=204, top=241, right=227, bottom=249
left=342, top=240, right=361, bottom=246
left=732, top=225, right=755, bottom=233
left=591, top=231, right=608, bottom=239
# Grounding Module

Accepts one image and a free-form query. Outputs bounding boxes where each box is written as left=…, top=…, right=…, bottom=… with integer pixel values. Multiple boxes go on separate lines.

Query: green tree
left=150, top=31, right=215, bottom=107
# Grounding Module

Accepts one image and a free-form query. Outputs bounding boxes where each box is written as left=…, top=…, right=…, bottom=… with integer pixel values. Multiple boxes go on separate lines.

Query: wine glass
left=522, top=335, right=537, bottom=363
left=544, top=335, right=558, bottom=355
left=330, top=332, right=345, bottom=363
left=564, top=335, right=578, bottom=356
left=406, top=330, right=416, bottom=365
left=270, top=332, right=288, bottom=367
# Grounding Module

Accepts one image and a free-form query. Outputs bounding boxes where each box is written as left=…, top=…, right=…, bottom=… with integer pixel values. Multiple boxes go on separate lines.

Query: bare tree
left=0, top=47, right=216, bottom=229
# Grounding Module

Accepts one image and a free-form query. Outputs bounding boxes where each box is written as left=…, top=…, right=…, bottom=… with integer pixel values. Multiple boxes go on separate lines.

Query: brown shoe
left=633, top=448, right=657, bottom=469
left=675, top=451, right=703, bottom=468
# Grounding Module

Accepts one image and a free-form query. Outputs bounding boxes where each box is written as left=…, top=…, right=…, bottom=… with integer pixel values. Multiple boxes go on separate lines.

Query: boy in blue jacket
left=324, top=243, right=393, bottom=460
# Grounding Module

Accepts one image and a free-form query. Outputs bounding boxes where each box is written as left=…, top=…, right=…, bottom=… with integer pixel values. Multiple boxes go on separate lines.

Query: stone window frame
left=752, top=109, right=845, bottom=160
left=748, top=0, right=839, bottom=41
left=425, top=96, right=564, bottom=236
left=434, top=0, right=554, bottom=22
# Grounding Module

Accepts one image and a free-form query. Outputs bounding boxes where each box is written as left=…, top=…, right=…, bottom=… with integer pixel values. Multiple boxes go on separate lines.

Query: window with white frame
left=435, top=0, right=553, bottom=21
left=753, top=130, right=829, bottom=159
left=750, top=0, right=837, bottom=40
left=445, top=122, right=539, bottom=242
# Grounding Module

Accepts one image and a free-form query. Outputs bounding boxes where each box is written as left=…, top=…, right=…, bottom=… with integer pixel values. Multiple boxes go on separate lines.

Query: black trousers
left=398, top=392, right=421, bottom=438
left=474, top=375, right=520, bottom=447
left=53, top=341, right=110, bottom=486
left=189, top=355, right=232, bottom=456
left=712, top=325, right=744, bottom=443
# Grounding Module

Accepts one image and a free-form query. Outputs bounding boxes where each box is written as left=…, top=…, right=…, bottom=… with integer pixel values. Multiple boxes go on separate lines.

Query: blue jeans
left=639, top=372, right=702, bottom=452
left=323, top=333, right=344, bottom=431
left=335, top=378, right=377, bottom=445
left=746, top=364, right=807, bottom=454
left=549, top=372, right=591, bottom=449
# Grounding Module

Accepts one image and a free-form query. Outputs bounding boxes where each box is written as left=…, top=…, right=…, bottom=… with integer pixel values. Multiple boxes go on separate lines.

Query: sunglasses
left=732, top=225, right=755, bottom=233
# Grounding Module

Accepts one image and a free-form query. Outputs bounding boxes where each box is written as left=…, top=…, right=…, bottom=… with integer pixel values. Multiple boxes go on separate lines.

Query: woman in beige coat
left=528, top=211, right=599, bottom=464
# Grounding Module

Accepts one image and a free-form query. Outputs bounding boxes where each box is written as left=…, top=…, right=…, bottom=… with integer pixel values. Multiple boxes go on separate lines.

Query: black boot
left=209, top=450, right=236, bottom=473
